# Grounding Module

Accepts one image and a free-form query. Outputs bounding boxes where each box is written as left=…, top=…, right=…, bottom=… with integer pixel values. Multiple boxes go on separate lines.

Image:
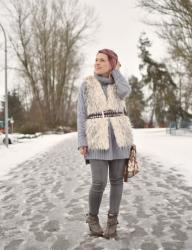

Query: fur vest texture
left=84, top=76, right=133, bottom=150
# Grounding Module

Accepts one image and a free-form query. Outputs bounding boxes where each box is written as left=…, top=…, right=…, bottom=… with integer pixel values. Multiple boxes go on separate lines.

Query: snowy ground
left=0, top=128, right=192, bottom=249
left=0, top=128, right=191, bottom=186
left=0, top=133, right=76, bottom=180
left=133, top=128, right=192, bottom=187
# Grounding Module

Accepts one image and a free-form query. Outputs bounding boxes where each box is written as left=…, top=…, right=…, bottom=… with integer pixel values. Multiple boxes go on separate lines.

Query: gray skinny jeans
left=89, top=159, right=126, bottom=216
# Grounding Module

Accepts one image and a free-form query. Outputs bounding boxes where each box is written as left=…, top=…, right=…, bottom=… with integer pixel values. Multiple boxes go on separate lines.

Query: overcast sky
left=0, top=0, right=168, bottom=100
left=79, top=0, right=167, bottom=82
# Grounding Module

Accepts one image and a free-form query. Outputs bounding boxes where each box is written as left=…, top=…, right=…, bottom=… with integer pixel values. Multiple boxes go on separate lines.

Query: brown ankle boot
left=86, top=214, right=103, bottom=236
left=103, top=213, right=118, bottom=238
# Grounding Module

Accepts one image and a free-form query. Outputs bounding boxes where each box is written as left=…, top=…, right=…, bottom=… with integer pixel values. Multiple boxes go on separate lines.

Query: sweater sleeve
left=111, top=69, right=131, bottom=99
left=77, top=82, right=88, bottom=149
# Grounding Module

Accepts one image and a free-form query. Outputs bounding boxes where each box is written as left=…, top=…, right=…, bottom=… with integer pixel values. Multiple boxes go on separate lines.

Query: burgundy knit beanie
left=98, top=49, right=118, bottom=70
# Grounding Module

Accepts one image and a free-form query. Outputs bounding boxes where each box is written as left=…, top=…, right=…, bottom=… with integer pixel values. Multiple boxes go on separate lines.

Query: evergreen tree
left=7, top=89, right=25, bottom=129
left=138, top=33, right=191, bottom=127
left=0, top=100, right=4, bottom=132
left=138, top=0, right=192, bottom=116
left=0, top=100, right=4, bottom=120
left=126, top=76, right=145, bottom=128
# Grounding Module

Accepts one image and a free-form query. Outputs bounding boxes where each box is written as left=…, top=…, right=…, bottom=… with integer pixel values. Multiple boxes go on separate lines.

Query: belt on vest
left=87, top=110, right=125, bottom=119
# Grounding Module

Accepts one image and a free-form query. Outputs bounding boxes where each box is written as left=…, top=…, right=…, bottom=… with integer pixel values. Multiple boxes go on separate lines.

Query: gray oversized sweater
left=77, top=69, right=132, bottom=164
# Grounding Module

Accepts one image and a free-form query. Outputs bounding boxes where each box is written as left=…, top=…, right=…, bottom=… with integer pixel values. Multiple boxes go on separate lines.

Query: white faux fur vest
left=85, top=75, right=133, bottom=150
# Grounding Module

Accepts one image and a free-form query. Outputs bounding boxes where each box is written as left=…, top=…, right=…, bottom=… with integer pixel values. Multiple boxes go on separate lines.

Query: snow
left=0, top=132, right=76, bottom=180
left=0, top=129, right=192, bottom=186
left=133, top=128, right=192, bottom=186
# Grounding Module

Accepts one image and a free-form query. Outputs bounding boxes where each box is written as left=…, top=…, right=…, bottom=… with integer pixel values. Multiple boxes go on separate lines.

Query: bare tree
left=1, top=0, right=97, bottom=128
left=137, top=0, right=192, bottom=114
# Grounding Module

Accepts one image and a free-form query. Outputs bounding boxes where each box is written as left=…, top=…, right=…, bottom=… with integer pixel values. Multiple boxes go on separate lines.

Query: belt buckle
left=101, top=111, right=105, bottom=118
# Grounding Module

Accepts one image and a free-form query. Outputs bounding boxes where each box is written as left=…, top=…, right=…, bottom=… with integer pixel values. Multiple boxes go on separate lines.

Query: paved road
left=0, top=134, right=192, bottom=250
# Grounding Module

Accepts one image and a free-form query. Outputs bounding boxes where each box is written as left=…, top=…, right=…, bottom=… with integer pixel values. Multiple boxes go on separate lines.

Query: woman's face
left=94, top=53, right=112, bottom=76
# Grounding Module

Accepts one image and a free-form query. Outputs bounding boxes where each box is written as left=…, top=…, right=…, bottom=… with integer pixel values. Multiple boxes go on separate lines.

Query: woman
left=77, top=49, right=133, bottom=238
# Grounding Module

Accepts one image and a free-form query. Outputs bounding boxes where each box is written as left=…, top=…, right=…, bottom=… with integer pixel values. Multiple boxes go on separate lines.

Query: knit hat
left=98, top=49, right=118, bottom=70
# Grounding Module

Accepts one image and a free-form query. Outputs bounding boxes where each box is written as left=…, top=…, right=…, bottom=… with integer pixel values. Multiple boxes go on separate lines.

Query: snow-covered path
left=1, top=128, right=192, bottom=186
left=0, top=131, right=192, bottom=249
left=0, top=133, right=76, bottom=180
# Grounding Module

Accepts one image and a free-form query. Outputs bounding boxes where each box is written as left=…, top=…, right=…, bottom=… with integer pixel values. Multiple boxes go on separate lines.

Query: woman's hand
left=79, top=146, right=88, bottom=156
left=109, top=61, right=121, bottom=77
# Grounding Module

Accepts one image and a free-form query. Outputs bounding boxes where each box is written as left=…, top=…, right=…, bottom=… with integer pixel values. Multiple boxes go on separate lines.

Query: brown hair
left=98, top=49, right=118, bottom=69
